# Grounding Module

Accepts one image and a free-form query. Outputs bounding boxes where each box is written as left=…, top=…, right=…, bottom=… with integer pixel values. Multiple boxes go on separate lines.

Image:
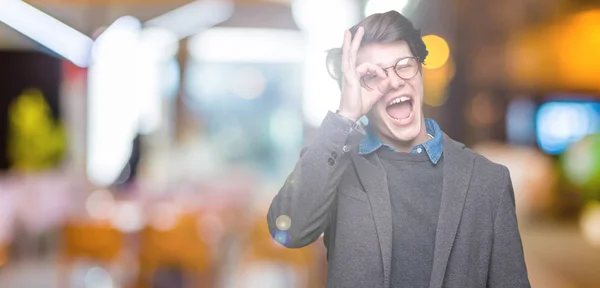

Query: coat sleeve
left=487, top=166, right=531, bottom=287
left=266, top=111, right=365, bottom=248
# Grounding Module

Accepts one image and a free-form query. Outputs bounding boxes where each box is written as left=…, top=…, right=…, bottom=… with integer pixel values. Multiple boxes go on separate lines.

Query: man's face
left=356, top=40, right=425, bottom=146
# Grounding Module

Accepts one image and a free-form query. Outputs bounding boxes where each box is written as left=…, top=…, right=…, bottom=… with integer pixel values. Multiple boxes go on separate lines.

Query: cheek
left=368, top=107, right=382, bottom=120
left=409, top=78, right=424, bottom=97
left=368, top=105, right=386, bottom=122
left=370, top=99, right=385, bottom=113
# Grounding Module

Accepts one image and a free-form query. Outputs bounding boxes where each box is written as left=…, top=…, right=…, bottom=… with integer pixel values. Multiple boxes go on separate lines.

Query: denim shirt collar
left=358, top=118, right=444, bottom=164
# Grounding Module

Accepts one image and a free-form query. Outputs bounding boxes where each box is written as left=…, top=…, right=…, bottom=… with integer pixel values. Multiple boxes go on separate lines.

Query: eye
left=397, top=58, right=410, bottom=66
left=395, top=58, right=416, bottom=70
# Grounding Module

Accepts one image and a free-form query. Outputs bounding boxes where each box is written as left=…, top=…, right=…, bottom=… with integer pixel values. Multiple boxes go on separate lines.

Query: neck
left=381, top=120, right=430, bottom=153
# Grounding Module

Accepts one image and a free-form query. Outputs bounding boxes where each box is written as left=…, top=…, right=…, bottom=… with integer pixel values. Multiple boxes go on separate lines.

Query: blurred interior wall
left=0, top=51, right=62, bottom=170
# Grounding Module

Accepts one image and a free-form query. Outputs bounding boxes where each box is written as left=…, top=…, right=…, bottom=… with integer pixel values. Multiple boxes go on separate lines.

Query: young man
left=267, top=10, right=530, bottom=288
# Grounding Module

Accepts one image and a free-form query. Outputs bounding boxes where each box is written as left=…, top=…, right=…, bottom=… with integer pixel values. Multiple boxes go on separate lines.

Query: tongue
left=386, top=102, right=412, bottom=120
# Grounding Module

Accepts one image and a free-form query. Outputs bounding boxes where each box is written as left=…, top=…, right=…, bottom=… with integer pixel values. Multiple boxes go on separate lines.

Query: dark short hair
left=326, top=10, right=429, bottom=88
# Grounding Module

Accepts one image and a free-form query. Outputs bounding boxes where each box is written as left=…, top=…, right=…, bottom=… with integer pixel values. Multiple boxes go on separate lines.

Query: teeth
left=388, top=96, right=411, bottom=106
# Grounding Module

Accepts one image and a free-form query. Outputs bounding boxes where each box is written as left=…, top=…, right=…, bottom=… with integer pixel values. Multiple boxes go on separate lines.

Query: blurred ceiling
left=3, top=0, right=599, bottom=95
left=0, top=2, right=183, bottom=48
left=0, top=0, right=294, bottom=49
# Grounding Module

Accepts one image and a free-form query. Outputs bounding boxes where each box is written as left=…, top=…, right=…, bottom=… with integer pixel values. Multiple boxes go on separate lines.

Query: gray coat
left=267, top=112, right=531, bottom=288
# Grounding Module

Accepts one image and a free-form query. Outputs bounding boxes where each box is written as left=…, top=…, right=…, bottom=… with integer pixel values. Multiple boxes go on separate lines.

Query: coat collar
left=359, top=118, right=443, bottom=165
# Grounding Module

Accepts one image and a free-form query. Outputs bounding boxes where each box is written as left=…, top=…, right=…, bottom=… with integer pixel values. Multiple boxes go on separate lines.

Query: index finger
left=356, top=62, right=386, bottom=79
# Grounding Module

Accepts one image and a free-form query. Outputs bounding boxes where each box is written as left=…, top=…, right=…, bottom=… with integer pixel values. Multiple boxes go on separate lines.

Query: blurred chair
left=62, top=221, right=123, bottom=261
left=0, top=242, right=6, bottom=268
left=136, top=212, right=215, bottom=288
left=234, top=213, right=325, bottom=288
left=59, top=220, right=124, bottom=286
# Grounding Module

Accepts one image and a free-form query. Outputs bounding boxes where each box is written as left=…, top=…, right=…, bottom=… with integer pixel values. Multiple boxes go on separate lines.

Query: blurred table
left=521, top=221, right=600, bottom=288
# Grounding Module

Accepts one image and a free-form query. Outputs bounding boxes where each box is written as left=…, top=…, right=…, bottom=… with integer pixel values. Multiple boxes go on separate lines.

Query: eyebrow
left=376, top=56, right=411, bottom=67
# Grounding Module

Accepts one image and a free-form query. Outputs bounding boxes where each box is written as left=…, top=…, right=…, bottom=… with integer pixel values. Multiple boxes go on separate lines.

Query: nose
left=386, top=70, right=406, bottom=90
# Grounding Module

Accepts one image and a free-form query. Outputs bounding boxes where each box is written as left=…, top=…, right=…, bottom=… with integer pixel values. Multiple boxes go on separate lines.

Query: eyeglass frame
left=360, top=56, right=421, bottom=90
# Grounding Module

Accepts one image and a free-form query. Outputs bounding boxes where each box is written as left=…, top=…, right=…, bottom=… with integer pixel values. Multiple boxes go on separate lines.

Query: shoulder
left=444, top=133, right=510, bottom=186
left=467, top=147, right=508, bottom=177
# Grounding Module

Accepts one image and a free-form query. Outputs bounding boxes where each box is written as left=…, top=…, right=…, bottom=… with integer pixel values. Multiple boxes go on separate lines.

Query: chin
left=386, top=112, right=423, bottom=143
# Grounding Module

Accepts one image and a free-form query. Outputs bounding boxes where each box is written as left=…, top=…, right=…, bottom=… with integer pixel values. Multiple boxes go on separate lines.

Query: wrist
left=336, top=109, right=360, bottom=122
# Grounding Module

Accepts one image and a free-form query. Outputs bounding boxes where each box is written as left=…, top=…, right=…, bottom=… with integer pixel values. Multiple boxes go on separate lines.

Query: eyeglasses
left=360, top=56, right=420, bottom=90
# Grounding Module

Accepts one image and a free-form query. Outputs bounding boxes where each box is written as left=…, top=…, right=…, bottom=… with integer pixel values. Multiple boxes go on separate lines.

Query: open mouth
left=385, top=96, right=413, bottom=122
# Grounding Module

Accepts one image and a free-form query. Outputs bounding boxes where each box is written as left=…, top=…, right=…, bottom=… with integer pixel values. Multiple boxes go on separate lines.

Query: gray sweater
left=378, top=149, right=443, bottom=288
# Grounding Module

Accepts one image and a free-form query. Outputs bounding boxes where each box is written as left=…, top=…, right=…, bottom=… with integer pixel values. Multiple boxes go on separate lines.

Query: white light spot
left=581, top=204, right=600, bottom=247
left=87, top=16, right=142, bottom=187
left=365, top=0, right=410, bottom=16
left=150, top=202, right=180, bottom=231
left=85, top=266, right=114, bottom=288
left=110, top=201, right=144, bottom=233
left=276, top=215, right=291, bottom=231
left=86, top=189, right=115, bottom=220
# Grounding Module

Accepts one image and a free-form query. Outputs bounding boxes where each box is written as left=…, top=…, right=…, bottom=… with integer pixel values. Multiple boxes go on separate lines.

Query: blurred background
left=0, top=0, right=599, bottom=287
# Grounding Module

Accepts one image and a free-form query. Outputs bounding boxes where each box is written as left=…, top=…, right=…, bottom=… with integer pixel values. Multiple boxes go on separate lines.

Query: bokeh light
left=273, top=230, right=290, bottom=247
left=561, top=133, right=600, bottom=193
left=149, top=202, right=181, bottom=231
left=536, top=101, right=600, bottom=155
left=422, top=35, right=450, bottom=70
left=85, top=266, right=114, bottom=288
left=580, top=202, right=600, bottom=247
left=555, top=10, right=600, bottom=92
left=422, top=35, right=453, bottom=107
left=110, top=201, right=144, bottom=233
left=85, top=189, right=115, bottom=220
left=507, top=10, right=600, bottom=92
left=275, top=215, right=291, bottom=231
left=423, top=56, right=455, bottom=107
left=469, top=92, right=501, bottom=127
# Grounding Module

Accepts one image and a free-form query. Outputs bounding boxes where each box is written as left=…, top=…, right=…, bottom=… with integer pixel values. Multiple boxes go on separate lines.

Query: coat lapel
left=428, top=133, right=475, bottom=288
left=353, top=153, right=392, bottom=288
